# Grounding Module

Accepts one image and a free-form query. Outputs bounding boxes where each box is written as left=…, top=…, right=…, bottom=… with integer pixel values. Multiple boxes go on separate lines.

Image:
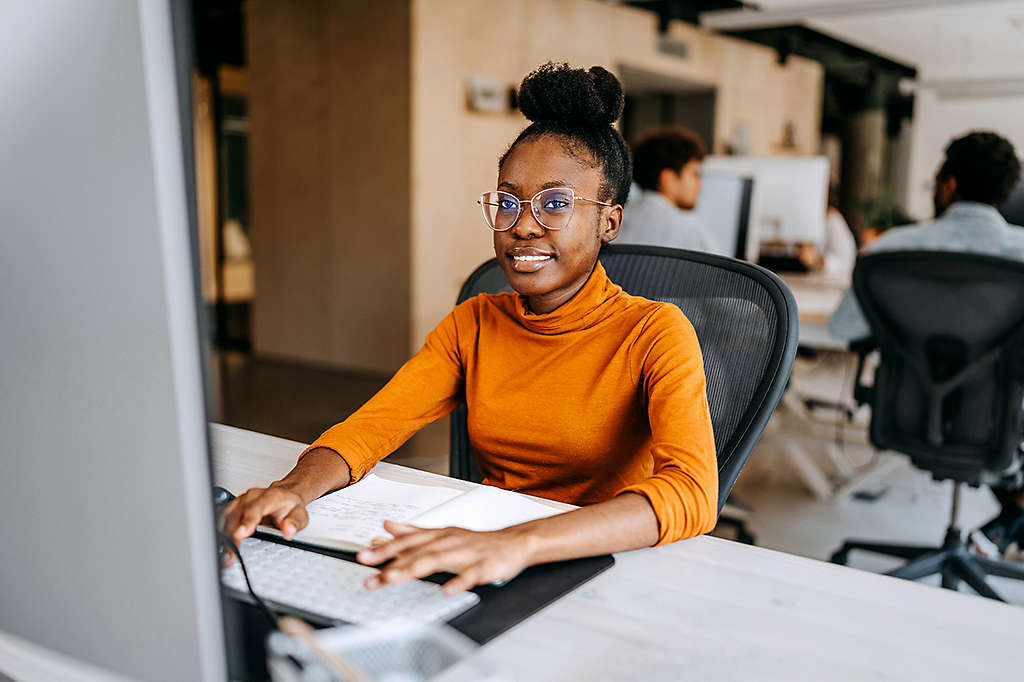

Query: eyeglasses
left=477, top=187, right=613, bottom=232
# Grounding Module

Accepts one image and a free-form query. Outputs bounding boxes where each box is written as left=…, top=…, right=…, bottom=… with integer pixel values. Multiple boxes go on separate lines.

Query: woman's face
left=493, top=136, right=622, bottom=314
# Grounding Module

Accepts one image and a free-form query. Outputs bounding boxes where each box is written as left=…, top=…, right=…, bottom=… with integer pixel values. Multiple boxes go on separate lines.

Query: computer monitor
left=1, top=2, right=231, bottom=680
left=694, top=172, right=755, bottom=260
left=1000, top=174, right=1024, bottom=226
left=702, top=155, right=830, bottom=248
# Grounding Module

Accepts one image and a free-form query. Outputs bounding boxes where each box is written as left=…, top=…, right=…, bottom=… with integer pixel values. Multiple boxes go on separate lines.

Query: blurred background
left=190, top=0, right=1024, bottom=597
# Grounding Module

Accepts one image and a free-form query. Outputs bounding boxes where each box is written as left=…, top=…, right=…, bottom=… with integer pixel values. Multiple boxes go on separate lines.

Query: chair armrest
left=850, top=337, right=877, bottom=407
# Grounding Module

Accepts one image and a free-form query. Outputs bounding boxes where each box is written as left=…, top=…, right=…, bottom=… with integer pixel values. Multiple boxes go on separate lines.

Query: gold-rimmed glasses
left=477, top=187, right=613, bottom=232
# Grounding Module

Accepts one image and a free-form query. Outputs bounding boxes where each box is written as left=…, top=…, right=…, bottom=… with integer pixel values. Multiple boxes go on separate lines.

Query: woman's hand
left=355, top=521, right=533, bottom=595
left=218, top=447, right=352, bottom=563
left=219, top=485, right=309, bottom=555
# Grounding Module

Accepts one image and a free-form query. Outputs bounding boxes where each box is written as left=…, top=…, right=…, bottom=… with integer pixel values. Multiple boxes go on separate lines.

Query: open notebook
left=258, top=473, right=568, bottom=553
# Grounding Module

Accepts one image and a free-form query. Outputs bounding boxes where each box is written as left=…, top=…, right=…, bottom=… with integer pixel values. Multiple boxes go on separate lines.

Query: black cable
left=219, top=532, right=279, bottom=630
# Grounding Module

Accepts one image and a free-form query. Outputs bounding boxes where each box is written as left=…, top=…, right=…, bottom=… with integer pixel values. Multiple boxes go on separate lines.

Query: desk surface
left=213, top=424, right=1021, bottom=681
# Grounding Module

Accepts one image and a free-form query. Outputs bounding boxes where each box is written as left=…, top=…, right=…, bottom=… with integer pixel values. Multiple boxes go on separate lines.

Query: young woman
left=221, top=63, right=717, bottom=595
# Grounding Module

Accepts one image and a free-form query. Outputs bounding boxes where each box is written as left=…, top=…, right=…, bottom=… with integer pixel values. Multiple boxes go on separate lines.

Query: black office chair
left=449, top=244, right=799, bottom=529
left=831, top=251, right=1024, bottom=601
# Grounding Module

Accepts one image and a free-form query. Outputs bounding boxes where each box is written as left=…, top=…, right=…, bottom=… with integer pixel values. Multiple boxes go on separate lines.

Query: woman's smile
left=508, top=247, right=556, bottom=273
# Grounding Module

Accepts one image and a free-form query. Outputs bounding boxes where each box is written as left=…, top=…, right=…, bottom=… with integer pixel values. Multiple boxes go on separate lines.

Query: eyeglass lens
left=481, top=188, right=575, bottom=231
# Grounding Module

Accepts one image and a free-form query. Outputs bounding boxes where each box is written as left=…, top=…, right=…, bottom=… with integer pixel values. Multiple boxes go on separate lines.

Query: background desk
left=783, top=271, right=848, bottom=351
left=214, top=424, right=1020, bottom=681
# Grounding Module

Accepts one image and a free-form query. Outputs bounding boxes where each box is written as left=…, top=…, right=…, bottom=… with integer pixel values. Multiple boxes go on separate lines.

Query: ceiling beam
left=700, top=0, right=1015, bottom=31
left=916, top=76, right=1024, bottom=100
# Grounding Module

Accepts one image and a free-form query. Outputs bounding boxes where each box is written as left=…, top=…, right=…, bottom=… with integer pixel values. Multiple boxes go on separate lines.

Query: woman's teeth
left=513, top=255, right=551, bottom=261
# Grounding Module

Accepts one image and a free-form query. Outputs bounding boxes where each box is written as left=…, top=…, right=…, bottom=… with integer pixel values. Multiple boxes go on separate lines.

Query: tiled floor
left=215, top=349, right=1024, bottom=605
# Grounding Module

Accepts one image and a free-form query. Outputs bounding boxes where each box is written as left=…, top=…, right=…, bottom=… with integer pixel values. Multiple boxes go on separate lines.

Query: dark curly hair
left=939, top=131, right=1021, bottom=206
left=499, top=62, right=632, bottom=206
left=632, top=128, right=707, bottom=192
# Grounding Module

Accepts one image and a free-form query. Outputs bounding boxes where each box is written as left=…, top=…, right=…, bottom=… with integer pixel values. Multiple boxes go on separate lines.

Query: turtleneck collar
left=513, top=261, right=623, bottom=335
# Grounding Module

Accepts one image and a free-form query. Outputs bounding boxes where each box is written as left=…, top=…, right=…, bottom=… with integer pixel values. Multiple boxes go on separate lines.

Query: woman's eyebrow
left=496, top=180, right=576, bottom=192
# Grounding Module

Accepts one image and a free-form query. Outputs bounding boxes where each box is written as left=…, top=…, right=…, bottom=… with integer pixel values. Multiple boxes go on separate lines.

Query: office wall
left=905, top=89, right=1024, bottom=220
left=246, top=0, right=822, bottom=370
left=409, top=0, right=823, bottom=347
left=248, top=0, right=411, bottom=372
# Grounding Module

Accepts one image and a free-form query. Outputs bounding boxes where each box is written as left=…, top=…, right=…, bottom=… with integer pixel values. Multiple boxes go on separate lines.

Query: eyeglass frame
left=477, top=187, right=615, bottom=232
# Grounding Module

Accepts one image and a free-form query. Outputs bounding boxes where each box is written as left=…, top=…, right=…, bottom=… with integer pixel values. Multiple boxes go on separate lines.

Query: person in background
left=828, top=130, right=1024, bottom=561
left=620, top=127, right=722, bottom=253
left=822, top=187, right=858, bottom=279
left=792, top=187, right=858, bottom=277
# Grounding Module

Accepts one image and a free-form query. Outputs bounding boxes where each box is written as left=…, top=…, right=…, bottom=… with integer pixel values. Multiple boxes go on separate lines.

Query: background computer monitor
left=703, top=155, right=830, bottom=249
left=694, top=172, right=756, bottom=260
left=0, top=2, right=228, bottom=680
left=1000, top=173, right=1024, bottom=226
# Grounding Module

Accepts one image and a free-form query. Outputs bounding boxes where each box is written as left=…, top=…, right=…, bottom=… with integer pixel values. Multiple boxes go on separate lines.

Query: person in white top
left=822, top=195, right=858, bottom=279
left=621, top=128, right=721, bottom=254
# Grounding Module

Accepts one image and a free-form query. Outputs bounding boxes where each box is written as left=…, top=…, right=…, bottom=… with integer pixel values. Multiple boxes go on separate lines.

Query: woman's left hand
left=355, top=520, right=532, bottom=595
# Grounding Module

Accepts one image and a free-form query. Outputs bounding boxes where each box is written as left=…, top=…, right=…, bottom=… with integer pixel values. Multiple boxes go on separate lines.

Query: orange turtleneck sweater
left=302, top=262, right=718, bottom=544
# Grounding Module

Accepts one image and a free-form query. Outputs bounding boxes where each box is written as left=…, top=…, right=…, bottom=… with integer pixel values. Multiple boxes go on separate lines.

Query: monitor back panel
left=0, top=2, right=225, bottom=679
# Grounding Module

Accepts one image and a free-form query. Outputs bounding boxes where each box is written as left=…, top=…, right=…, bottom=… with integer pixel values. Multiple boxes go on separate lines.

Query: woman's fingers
left=270, top=499, right=305, bottom=536
left=382, top=520, right=420, bottom=536
left=366, top=541, right=489, bottom=589
left=359, top=528, right=529, bottom=593
left=356, top=526, right=438, bottom=565
left=221, top=488, right=306, bottom=543
left=441, top=564, right=484, bottom=595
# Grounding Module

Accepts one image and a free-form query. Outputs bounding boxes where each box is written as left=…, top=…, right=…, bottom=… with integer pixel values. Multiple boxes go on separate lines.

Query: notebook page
left=410, top=485, right=565, bottom=532
left=258, top=473, right=464, bottom=550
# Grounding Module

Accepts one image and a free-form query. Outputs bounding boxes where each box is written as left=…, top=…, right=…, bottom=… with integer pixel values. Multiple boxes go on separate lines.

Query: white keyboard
left=221, top=537, right=479, bottom=625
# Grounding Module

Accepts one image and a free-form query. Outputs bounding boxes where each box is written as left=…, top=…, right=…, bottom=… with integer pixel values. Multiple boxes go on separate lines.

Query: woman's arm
left=219, top=305, right=473, bottom=548
left=356, top=491, right=659, bottom=594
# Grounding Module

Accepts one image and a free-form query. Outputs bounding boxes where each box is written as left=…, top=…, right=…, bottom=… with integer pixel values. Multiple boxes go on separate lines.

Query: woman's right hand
left=219, top=484, right=310, bottom=553
left=216, top=446, right=351, bottom=564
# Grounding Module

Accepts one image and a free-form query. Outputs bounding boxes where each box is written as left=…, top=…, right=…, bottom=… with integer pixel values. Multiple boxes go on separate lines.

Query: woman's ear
left=601, top=204, right=623, bottom=244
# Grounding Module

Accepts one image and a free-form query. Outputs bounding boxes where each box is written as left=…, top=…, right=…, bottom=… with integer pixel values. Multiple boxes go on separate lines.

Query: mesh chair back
left=450, top=244, right=798, bottom=510
left=854, top=251, right=1024, bottom=484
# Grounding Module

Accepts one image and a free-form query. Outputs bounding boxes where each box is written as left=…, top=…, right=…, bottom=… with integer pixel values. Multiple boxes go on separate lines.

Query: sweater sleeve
left=617, top=305, right=718, bottom=544
left=298, top=305, right=469, bottom=483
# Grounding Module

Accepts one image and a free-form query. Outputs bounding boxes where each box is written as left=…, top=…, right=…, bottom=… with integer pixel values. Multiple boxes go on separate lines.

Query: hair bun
left=517, top=62, right=624, bottom=128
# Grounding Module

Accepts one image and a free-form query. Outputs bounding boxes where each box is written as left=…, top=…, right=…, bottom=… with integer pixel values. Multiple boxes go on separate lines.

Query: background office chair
left=449, top=244, right=799, bottom=533
left=831, top=251, right=1024, bottom=601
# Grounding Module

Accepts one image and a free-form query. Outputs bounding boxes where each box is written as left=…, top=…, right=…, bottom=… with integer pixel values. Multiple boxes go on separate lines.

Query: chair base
left=831, top=526, right=1024, bottom=602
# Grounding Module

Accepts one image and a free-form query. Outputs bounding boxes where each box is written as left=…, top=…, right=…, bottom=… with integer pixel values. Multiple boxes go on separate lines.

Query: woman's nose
left=512, top=203, right=545, bottom=238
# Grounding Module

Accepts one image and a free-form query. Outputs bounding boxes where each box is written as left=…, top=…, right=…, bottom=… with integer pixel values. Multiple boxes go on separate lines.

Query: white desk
left=214, top=424, right=1020, bottom=681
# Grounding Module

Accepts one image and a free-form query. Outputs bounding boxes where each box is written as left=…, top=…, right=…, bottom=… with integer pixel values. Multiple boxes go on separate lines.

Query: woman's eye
left=499, top=199, right=518, bottom=211
left=543, top=199, right=570, bottom=211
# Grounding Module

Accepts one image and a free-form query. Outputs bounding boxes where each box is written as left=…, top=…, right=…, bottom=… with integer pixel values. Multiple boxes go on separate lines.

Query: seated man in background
left=829, top=130, right=1024, bottom=560
left=621, top=127, right=721, bottom=253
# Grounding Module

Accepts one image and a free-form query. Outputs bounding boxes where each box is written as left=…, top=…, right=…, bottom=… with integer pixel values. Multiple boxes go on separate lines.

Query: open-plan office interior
left=4, top=0, right=1024, bottom=680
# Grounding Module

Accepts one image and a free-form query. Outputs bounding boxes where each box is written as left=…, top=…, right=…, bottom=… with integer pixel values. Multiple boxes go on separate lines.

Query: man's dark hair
left=500, top=62, right=632, bottom=206
left=939, top=131, right=1021, bottom=206
left=632, top=128, right=707, bottom=192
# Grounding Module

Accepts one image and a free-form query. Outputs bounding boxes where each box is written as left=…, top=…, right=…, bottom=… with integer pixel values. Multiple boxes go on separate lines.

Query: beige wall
left=409, top=0, right=824, bottom=348
left=248, top=0, right=411, bottom=373
left=246, top=0, right=822, bottom=370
